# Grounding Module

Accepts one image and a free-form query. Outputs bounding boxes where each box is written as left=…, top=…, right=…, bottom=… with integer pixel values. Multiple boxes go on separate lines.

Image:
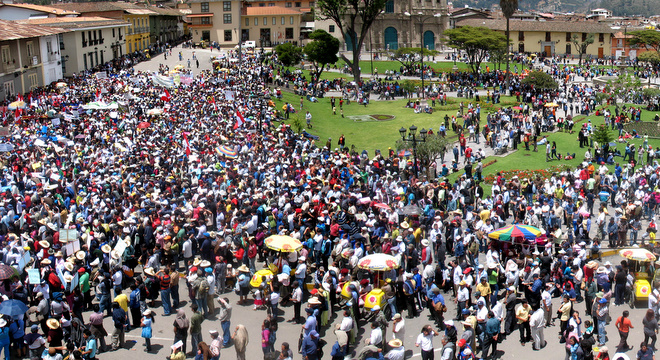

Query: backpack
left=198, top=279, right=210, bottom=296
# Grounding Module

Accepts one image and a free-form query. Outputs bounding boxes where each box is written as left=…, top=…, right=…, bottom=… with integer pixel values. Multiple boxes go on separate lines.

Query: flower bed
left=483, top=164, right=572, bottom=183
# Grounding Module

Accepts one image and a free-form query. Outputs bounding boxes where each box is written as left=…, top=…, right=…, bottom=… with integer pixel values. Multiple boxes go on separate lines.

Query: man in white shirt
left=541, top=283, right=554, bottom=327
left=289, top=281, right=303, bottom=324
left=391, top=313, right=405, bottom=343
left=366, top=321, right=383, bottom=349
left=456, top=281, right=470, bottom=321
left=385, top=339, right=405, bottom=360
left=415, top=324, right=439, bottom=359
left=295, top=257, right=307, bottom=291
left=529, top=307, right=546, bottom=350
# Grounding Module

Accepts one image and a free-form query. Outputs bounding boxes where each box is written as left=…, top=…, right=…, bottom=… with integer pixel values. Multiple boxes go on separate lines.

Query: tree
left=500, top=0, right=518, bottom=94
left=571, top=33, right=595, bottom=65
left=316, top=0, right=388, bottom=82
left=637, top=51, right=660, bottom=69
left=592, top=124, right=614, bottom=147
left=445, top=26, right=508, bottom=75
left=391, top=47, right=440, bottom=73
left=275, top=43, right=303, bottom=67
left=395, top=133, right=451, bottom=178
left=607, top=73, right=642, bottom=102
left=521, top=71, right=558, bottom=90
left=628, top=30, right=660, bottom=53
left=303, top=29, right=340, bottom=84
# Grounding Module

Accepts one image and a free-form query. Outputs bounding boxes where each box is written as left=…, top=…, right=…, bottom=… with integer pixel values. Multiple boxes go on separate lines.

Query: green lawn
left=445, top=103, right=660, bottom=195
left=333, top=59, right=531, bottom=75
left=272, top=92, right=515, bottom=155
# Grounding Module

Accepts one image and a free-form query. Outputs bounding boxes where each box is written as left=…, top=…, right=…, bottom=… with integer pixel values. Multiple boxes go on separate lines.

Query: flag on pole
left=211, top=97, right=217, bottom=111
left=182, top=132, right=191, bottom=156
left=233, top=110, right=244, bottom=130
left=160, top=89, right=171, bottom=102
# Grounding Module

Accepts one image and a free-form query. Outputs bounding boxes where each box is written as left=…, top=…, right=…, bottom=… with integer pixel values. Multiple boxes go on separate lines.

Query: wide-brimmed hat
left=64, top=262, right=74, bottom=272
left=101, top=244, right=111, bottom=253
left=400, top=221, right=409, bottom=229
left=110, top=250, right=121, bottom=260
left=388, top=339, right=403, bottom=348
left=237, top=265, right=250, bottom=273
left=46, top=319, right=60, bottom=329
left=596, top=266, right=607, bottom=274
left=63, top=274, right=73, bottom=282
left=76, top=251, right=86, bottom=261
left=41, top=259, right=51, bottom=265
left=144, top=267, right=155, bottom=276
left=200, top=260, right=211, bottom=268
left=421, top=239, right=430, bottom=247
left=586, top=261, right=599, bottom=269
left=193, top=258, right=202, bottom=266
left=309, top=298, right=322, bottom=305
left=38, top=240, right=50, bottom=249
left=143, top=309, right=152, bottom=316
left=47, top=223, right=58, bottom=231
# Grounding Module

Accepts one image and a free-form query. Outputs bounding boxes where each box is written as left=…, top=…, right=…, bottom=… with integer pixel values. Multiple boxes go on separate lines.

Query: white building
left=39, top=34, right=62, bottom=85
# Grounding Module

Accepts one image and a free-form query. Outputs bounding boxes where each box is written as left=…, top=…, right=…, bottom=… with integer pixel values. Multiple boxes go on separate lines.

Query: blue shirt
left=85, top=337, right=97, bottom=358
left=300, top=335, right=318, bottom=356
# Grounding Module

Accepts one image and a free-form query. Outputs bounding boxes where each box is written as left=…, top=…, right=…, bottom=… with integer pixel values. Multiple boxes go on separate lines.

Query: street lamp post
left=399, top=125, right=427, bottom=178
left=404, top=12, right=441, bottom=99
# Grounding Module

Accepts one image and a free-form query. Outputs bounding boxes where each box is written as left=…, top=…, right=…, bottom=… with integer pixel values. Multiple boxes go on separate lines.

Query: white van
left=235, top=41, right=256, bottom=49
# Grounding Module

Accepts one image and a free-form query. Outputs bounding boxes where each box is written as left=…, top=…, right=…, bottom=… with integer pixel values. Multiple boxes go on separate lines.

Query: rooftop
left=0, top=19, right=67, bottom=41
left=19, top=16, right=130, bottom=30
left=456, top=18, right=616, bottom=34
left=0, top=3, right=79, bottom=16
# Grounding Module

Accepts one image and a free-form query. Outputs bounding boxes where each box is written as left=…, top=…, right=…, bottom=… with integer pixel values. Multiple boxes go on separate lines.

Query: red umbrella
left=373, top=202, right=391, bottom=211
left=137, top=122, right=151, bottom=129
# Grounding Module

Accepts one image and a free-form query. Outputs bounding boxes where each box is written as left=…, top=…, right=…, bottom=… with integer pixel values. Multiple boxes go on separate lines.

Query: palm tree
left=500, top=0, right=518, bottom=95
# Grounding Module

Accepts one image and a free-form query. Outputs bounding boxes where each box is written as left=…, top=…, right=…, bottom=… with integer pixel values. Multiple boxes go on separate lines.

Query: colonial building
left=0, top=3, right=79, bottom=20
left=0, top=20, right=66, bottom=100
left=456, top=19, right=615, bottom=59
left=21, top=17, right=129, bottom=77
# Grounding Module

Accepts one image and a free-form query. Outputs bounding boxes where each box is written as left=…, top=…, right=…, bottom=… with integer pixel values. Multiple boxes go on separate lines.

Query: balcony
left=189, top=18, right=213, bottom=28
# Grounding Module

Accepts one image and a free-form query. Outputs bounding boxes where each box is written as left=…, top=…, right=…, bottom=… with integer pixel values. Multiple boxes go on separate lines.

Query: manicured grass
left=271, top=92, right=513, bottom=155
left=334, top=59, right=531, bottom=75
left=445, top=103, right=660, bottom=195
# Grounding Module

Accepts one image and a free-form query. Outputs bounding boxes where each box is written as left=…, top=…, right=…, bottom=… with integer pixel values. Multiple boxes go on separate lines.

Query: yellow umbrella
left=250, top=269, right=274, bottom=287
left=619, top=248, right=656, bottom=262
left=544, top=102, right=559, bottom=107
left=264, top=235, right=302, bottom=252
left=174, top=64, right=185, bottom=70
left=8, top=101, right=25, bottom=110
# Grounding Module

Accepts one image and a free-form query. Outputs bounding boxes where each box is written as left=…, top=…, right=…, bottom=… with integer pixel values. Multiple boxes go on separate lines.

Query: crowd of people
left=0, top=39, right=658, bottom=360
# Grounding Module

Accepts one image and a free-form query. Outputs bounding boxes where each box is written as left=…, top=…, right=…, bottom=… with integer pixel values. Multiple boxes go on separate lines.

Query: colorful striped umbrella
left=357, top=254, right=400, bottom=271
left=488, top=224, right=543, bottom=241
left=216, top=145, right=237, bottom=159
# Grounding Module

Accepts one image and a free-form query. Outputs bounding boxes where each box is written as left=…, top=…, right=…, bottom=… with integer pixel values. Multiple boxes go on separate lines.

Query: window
left=258, top=2, right=265, bottom=6
left=309, top=1, right=314, bottom=7
left=268, top=2, right=275, bottom=6
left=201, top=17, right=211, bottom=24
left=599, top=33, right=604, bottom=42
left=83, top=54, right=87, bottom=70
left=566, top=43, right=572, bottom=54
left=254, top=18, right=258, bottom=26
left=245, top=18, right=250, bottom=26
left=27, top=73, right=37, bottom=89
left=582, top=33, right=587, bottom=41
left=285, top=2, right=292, bottom=7
left=46, top=41, right=52, bottom=55
left=98, top=30, right=103, bottom=44
left=545, top=32, right=551, bottom=42
left=82, top=32, right=86, bottom=47
left=112, top=28, right=115, bottom=37
left=263, top=17, right=267, bottom=25
left=281, top=16, right=285, bottom=25
left=59, top=33, right=64, bottom=50
left=385, top=0, right=394, bottom=13
left=273, top=17, right=276, bottom=25
left=329, top=25, right=335, bottom=33
left=1, top=46, right=10, bottom=65
left=518, top=43, right=524, bottom=53
left=518, top=31, right=524, bottom=41
left=285, top=27, right=293, bottom=39
left=26, top=41, right=34, bottom=58
left=566, top=32, right=571, bottom=42
left=290, top=16, right=294, bottom=24
left=223, top=1, right=231, bottom=11
left=100, top=51, right=103, bottom=64
left=3, top=81, right=14, bottom=97
left=224, top=30, right=232, bottom=41
left=202, top=30, right=210, bottom=41
left=295, top=2, right=301, bottom=6
left=224, top=14, right=232, bottom=24
left=201, top=2, right=209, bottom=12
left=617, top=39, right=623, bottom=47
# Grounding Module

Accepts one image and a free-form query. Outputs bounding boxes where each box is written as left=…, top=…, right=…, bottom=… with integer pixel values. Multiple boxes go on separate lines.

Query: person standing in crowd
left=173, top=309, right=190, bottom=355
left=415, top=325, right=439, bottom=360
left=140, top=309, right=154, bottom=352
left=217, top=298, right=232, bottom=347
left=190, top=304, right=203, bottom=355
